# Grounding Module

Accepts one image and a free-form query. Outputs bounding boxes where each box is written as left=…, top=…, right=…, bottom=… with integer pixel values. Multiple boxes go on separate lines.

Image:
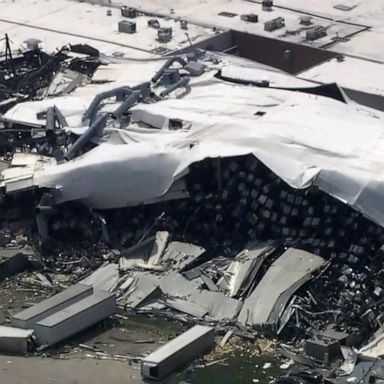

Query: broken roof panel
left=81, top=263, right=120, bottom=292
left=165, top=297, right=208, bottom=318
left=3, top=96, right=88, bottom=128
left=238, top=248, right=326, bottom=327
left=121, top=272, right=161, bottom=308
left=159, top=271, right=202, bottom=298
left=217, top=241, right=277, bottom=298
left=160, top=241, right=206, bottom=271
left=190, top=290, right=243, bottom=321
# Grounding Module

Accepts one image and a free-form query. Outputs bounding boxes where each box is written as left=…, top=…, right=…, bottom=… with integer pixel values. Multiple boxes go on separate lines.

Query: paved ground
left=0, top=356, right=144, bottom=384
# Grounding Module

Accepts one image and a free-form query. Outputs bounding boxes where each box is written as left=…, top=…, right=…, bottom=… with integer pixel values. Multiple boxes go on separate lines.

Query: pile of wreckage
left=0, top=35, right=99, bottom=114
left=2, top=38, right=384, bottom=382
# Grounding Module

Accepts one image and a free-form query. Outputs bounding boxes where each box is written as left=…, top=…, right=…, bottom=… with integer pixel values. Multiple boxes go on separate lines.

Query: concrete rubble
left=1, top=5, right=384, bottom=382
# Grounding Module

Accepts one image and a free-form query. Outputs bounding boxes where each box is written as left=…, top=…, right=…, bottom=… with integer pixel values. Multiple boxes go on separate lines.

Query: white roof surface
left=101, top=0, right=363, bottom=49
left=102, top=0, right=384, bottom=60
left=0, top=0, right=219, bottom=56
left=299, top=56, right=384, bottom=97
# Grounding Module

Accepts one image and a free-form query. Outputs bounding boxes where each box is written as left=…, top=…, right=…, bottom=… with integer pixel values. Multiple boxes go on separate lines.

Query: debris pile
left=2, top=152, right=384, bottom=343
left=0, top=37, right=100, bottom=160
left=1, top=39, right=384, bottom=383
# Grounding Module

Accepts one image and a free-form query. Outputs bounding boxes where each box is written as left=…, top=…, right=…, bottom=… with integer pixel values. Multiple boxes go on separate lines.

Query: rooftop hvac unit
left=121, top=6, right=137, bottom=18
left=306, top=26, right=327, bottom=41
left=264, top=17, right=285, bottom=32
left=118, top=20, right=137, bottom=34
left=158, top=27, right=173, bottom=43
left=262, top=0, right=273, bottom=11
left=240, top=14, right=259, bottom=23
left=148, top=19, right=160, bottom=29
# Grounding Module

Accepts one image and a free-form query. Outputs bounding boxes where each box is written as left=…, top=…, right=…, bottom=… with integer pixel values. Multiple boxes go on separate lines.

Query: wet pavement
left=0, top=242, right=328, bottom=383
left=171, top=352, right=282, bottom=384
left=0, top=281, right=283, bottom=383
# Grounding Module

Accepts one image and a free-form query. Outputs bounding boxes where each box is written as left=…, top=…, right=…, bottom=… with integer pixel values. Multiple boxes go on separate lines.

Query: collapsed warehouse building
left=2, top=50, right=384, bottom=315
left=1, top=12, right=384, bottom=383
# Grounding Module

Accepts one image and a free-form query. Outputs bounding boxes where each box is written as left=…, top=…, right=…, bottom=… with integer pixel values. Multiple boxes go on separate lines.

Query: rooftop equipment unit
left=158, top=27, right=173, bottom=43
left=118, top=20, right=137, bottom=34
left=121, top=6, right=137, bottom=18
left=24, top=38, right=42, bottom=50
left=306, top=26, right=327, bottom=41
left=148, top=19, right=160, bottom=29
left=300, top=16, right=313, bottom=26
left=262, top=0, right=273, bottom=11
left=241, top=14, right=259, bottom=23
left=264, top=17, right=285, bottom=32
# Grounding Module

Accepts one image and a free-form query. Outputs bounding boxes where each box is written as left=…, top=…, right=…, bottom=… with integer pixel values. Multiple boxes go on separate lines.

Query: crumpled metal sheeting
left=120, top=272, right=161, bottom=308
left=238, top=248, right=326, bottom=326
left=159, top=271, right=202, bottom=298
left=269, top=277, right=317, bottom=329
left=163, top=287, right=242, bottom=321
left=338, top=346, right=358, bottom=376
left=328, top=359, right=384, bottom=384
left=160, top=241, right=205, bottom=271
left=118, top=231, right=169, bottom=271
left=81, top=263, right=120, bottom=292
left=160, top=270, right=242, bottom=322
left=164, top=297, right=208, bottom=318
left=147, top=231, right=169, bottom=267
left=189, top=290, right=243, bottom=322
left=119, top=236, right=157, bottom=271
left=360, top=330, right=384, bottom=358
left=217, top=241, right=277, bottom=298
left=118, top=268, right=241, bottom=321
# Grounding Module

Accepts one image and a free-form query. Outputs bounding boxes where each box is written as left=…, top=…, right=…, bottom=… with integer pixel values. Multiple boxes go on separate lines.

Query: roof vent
left=299, top=16, right=312, bottom=26
left=24, top=38, right=42, bottom=50
left=333, top=3, right=357, bottom=11
left=218, top=11, right=237, bottom=18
